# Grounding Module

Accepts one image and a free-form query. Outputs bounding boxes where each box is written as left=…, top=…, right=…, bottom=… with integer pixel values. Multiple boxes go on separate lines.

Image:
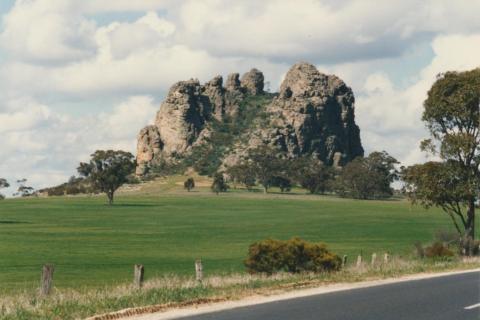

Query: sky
left=0, top=0, right=479, bottom=195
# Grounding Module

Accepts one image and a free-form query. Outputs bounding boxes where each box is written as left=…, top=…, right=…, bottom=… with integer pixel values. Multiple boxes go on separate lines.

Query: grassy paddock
left=1, top=175, right=476, bottom=292
left=0, top=258, right=478, bottom=320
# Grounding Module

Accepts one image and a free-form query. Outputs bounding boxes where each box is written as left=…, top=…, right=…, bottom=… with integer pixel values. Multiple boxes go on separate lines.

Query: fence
left=37, top=253, right=394, bottom=296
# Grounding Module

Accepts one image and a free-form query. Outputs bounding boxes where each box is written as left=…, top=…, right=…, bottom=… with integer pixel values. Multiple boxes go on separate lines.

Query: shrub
left=245, top=237, right=341, bottom=274
left=184, top=178, right=195, bottom=191
left=211, top=173, right=228, bottom=194
left=424, top=242, right=455, bottom=258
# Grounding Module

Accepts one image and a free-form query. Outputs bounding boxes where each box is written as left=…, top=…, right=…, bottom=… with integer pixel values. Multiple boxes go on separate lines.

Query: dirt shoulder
left=88, top=266, right=480, bottom=320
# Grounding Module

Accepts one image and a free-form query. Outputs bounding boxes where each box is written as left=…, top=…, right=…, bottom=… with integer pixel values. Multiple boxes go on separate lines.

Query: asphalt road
left=178, top=271, right=480, bottom=320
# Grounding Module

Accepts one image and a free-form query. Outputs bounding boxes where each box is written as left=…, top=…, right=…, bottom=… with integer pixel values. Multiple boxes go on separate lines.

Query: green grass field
left=0, top=176, right=473, bottom=292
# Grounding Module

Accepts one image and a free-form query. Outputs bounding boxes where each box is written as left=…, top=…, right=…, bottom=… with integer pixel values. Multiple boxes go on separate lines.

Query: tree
left=184, top=178, right=195, bottom=191
left=246, top=145, right=286, bottom=193
left=271, top=176, right=292, bottom=193
left=403, top=69, right=480, bottom=241
left=0, top=178, right=9, bottom=200
left=291, top=157, right=334, bottom=194
left=211, top=172, right=228, bottom=195
left=226, top=162, right=256, bottom=190
left=77, top=150, right=135, bottom=205
left=14, top=179, right=35, bottom=197
left=334, top=151, right=399, bottom=199
left=403, top=162, right=476, bottom=237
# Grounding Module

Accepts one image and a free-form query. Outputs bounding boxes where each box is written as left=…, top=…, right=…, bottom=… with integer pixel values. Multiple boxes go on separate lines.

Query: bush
left=424, top=242, right=455, bottom=258
left=184, top=178, right=195, bottom=191
left=245, top=237, right=341, bottom=274
left=211, top=173, right=228, bottom=194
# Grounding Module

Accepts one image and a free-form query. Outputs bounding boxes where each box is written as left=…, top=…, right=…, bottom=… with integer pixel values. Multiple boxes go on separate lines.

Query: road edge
left=88, top=268, right=480, bottom=320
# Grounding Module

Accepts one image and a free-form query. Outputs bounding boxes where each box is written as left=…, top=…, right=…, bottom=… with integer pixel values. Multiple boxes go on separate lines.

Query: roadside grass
left=1, top=176, right=478, bottom=292
left=0, top=258, right=478, bottom=320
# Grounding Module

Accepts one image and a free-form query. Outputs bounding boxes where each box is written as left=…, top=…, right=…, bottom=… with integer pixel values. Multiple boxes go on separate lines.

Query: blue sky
left=0, top=0, right=479, bottom=196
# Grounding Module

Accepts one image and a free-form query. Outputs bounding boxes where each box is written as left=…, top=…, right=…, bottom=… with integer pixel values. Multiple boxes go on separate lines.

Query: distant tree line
left=223, top=145, right=399, bottom=199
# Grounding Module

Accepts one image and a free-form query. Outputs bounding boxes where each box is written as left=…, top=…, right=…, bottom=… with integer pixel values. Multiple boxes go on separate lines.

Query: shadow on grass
left=111, top=203, right=158, bottom=207
left=0, top=220, right=30, bottom=224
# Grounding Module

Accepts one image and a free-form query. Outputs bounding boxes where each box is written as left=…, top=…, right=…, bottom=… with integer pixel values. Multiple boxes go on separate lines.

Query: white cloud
left=0, top=95, right=158, bottom=193
left=0, top=97, right=51, bottom=133
left=354, top=33, right=480, bottom=165
left=0, top=0, right=97, bottom=64
left=0, top=0, right=479, bottom=194
left=79, top=0, right=179, bottom=13
left=177, top=0, right=480, bottom=63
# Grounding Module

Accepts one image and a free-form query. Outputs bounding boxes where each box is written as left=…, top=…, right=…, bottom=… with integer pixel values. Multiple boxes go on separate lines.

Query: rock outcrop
left=136, top=62, right=363, bottom=175
left=265, top=62, right=363, bottom=166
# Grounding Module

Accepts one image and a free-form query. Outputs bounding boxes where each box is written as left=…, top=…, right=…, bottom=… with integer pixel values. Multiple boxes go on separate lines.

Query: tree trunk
left=466, top=197, right=475, bottom=240
left=107, top=191, right=114, bottom=205
left=263, top=185, right=268, bottom=194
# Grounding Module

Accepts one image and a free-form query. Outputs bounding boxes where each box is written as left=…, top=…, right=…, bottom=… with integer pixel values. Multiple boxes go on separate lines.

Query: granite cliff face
left=136, top=62, right=363, bottom=175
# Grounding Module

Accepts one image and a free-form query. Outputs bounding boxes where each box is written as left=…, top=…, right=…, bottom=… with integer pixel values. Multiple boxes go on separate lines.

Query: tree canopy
left=245, top=145, right=288, bottom=193
left=78, top=150, right=135, bottom=205
left=291, top=157, right=334, bottom=194
left=403, top=69, right=480, bottom=241
left=184, top=178, right=195, bottom=192
left=0, top=178, right=9, bottom=200
left=211, top=172, right=228, bottom=194
left=334, top=151, right=399, bottom=199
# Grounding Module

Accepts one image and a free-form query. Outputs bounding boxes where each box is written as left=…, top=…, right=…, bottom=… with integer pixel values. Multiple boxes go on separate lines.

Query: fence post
left=195, top=259, right=203, bottom=283
left=371, top=253, right=377, bottom=267
left=342, top=255, right=348, bottom=268
left=383, top=253, right=389, bottom=264
left=356, top=254, right=362, bottom=268
left=134, top=264, right=145, bottom=288
left=41, top=264, right=54, bottom=296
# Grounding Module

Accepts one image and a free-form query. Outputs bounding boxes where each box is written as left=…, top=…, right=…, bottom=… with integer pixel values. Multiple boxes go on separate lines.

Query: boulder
left=241, top=68, right=264, bottom=95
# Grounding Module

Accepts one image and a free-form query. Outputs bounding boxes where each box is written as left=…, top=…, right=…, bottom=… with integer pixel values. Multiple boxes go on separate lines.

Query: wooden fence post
left=41, top=264, right=54, bottom=296
left=383, top=253, right=389, bottom=264
left=134, top=264, right=145, bottom=288
left=342, top=255, right=348, bottom=268
left=371, top=253, right=377, bottom=267
left=195, top=259, right=203, bottom=283
left=356, top=254, right=362, bottom=268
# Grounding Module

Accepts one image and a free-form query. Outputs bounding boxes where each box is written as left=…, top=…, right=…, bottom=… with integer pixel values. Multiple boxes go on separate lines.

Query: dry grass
left=1, top=257, right=478, bottom=320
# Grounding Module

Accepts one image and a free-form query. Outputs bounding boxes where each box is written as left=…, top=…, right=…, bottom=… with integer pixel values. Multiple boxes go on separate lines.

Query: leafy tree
left=184, top=178, right=195, bottom=192
left=0, top=178, right=9, bottom=200
left=403, top=162, right=475, bottom=236
left=211, top=172, right=228, bottom=195
left=246, top=145, right=286, bottom=193
left=291, top=157, right=334, bottom=194
left=403, top=69, right=480, bottom=241
left=14, top=179, right=35, bottom=197
left=226, top=162, right=256, bottom=190
left=334, top=151, right=399, bottom=199
left=271, top=176, right=292, bottom=193
left=77, top=150, right=135, bottom=205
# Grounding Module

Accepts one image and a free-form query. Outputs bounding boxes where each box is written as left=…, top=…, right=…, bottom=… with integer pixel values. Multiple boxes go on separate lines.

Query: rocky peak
left=268, top=62, right=363, bottom=166
left=279, top=62, right=329, bottom=99
left=226, top=73, right=241, bottom=91
left=136, top=62, right=363, bottom=175
left=241, top=68, right=264, bottom=95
